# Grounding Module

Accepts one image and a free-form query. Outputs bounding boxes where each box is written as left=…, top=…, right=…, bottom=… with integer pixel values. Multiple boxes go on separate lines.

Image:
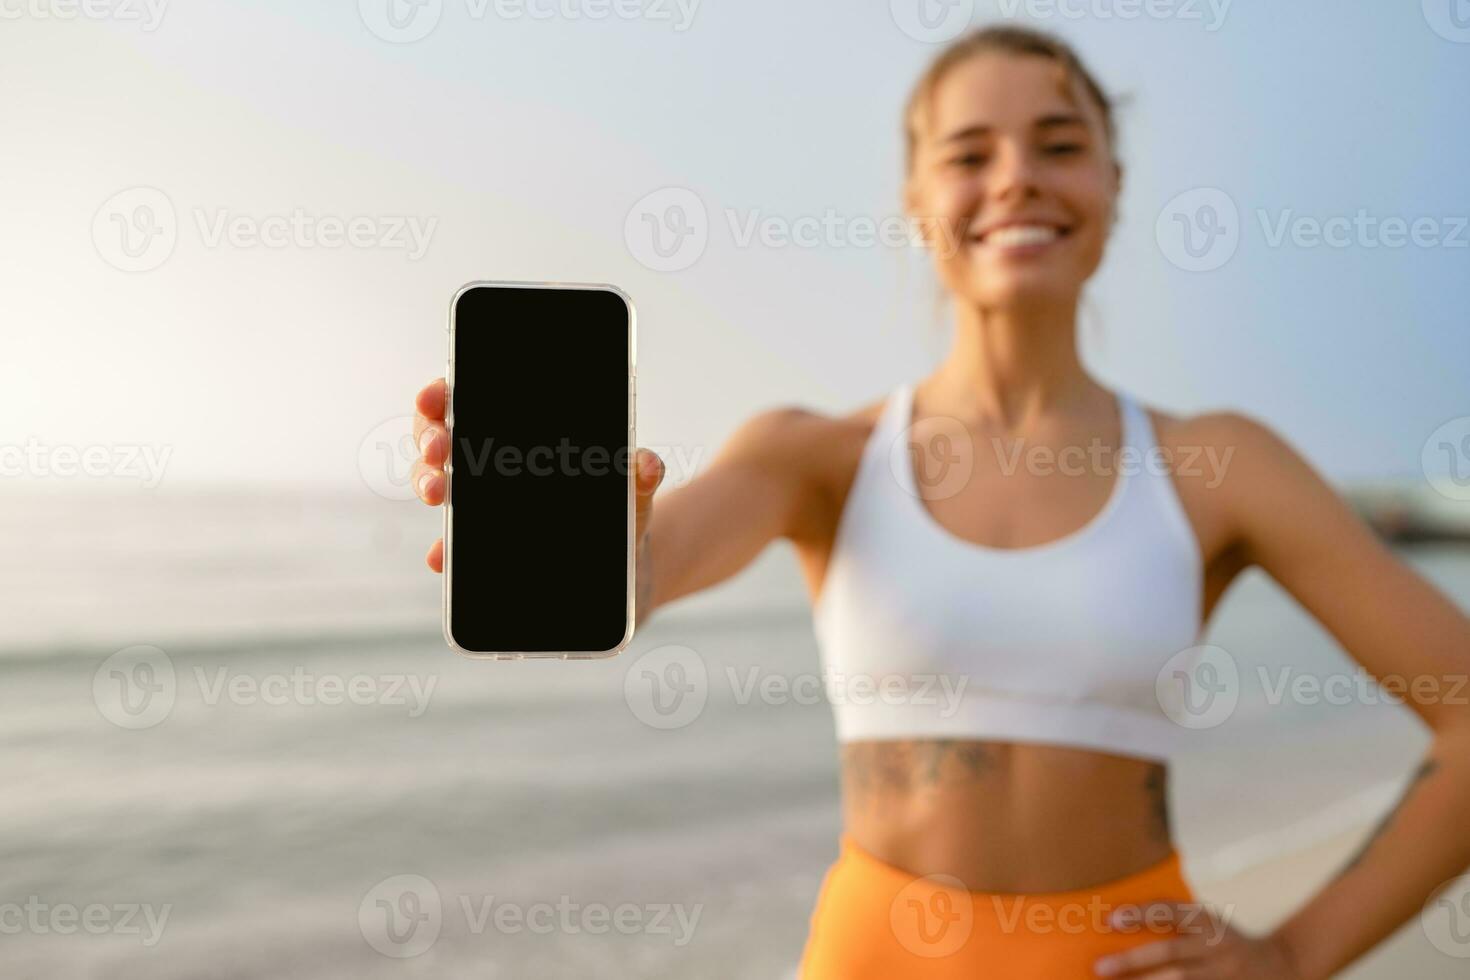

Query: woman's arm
left=411, top=378, right=832, bottom=629
left=634, top=404, right=831, bottom=625
left=1221, top=411, right=1470, bottom=979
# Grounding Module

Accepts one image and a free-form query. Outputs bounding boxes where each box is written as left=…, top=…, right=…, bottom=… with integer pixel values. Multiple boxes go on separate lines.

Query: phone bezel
left=442, top=279, right=637, bottom=660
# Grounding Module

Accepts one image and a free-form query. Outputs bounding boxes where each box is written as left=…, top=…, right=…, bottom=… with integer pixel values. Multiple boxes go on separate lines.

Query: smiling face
left=904, top=52, right=1122, bottom=309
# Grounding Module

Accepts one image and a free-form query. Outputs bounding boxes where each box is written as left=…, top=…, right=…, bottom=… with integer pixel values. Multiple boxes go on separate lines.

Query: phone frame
left=442, top=279, right=637, bottom=660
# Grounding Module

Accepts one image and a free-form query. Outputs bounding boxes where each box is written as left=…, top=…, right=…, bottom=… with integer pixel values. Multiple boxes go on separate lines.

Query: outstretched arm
left=411, top=377, right=830, bottom=629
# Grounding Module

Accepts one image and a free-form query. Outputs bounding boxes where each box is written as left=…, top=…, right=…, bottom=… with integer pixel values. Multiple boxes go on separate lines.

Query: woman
left=408, top=26, right=1470, bottom=979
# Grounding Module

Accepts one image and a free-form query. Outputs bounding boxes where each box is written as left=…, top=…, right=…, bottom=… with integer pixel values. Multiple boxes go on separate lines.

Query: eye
left=947, top=151, right=988, bottom=169
left=1043, top=142, right=1084, bottom=156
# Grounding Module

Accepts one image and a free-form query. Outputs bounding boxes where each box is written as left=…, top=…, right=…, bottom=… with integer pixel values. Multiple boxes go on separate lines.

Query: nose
left=984, top=140, right=1041, bottom=203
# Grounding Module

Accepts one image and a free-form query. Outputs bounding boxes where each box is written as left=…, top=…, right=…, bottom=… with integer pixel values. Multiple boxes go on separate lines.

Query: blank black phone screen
left=448, top=284, right=632, bottom=654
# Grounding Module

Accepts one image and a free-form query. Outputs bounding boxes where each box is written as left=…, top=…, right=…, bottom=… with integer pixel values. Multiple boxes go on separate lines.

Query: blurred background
left=3, top=1, right=1470, bottom=976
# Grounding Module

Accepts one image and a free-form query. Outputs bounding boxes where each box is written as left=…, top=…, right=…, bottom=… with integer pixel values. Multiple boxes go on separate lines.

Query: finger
left=411, top=459, right=445, bottom=505
left=426, top=537, right=443, bottom=573
left=634, top=448, right=664, bottom=534
left=412, top=419, right=448, bottom=468
left=1125, top=967, right=1213, bottom=980
left=415, top=378, right=447, bottom=421
left=1094, top=936, right=1207, bottom=978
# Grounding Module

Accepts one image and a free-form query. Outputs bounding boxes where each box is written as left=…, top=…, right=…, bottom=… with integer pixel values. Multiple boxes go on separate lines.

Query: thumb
left=634, top=448, right=664, bottom=532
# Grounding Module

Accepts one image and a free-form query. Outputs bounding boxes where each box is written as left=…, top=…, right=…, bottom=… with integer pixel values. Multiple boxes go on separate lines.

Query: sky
left=2, top=0, right=1467, bottom=495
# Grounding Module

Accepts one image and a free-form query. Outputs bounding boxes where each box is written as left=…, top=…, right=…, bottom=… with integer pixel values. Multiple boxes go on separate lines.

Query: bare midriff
left=840, top=738, right=1176, bottom=893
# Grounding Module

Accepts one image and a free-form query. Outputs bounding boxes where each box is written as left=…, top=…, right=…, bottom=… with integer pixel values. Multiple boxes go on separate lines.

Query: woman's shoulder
left=1128, top=391, right=1273, bottom=458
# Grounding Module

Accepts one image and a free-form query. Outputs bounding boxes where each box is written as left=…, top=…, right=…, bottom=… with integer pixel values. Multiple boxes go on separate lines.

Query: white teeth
left=980, top=225, right=1060, bottom=247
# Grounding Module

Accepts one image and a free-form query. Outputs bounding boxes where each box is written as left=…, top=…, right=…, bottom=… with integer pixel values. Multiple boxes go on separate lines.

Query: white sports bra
left=812, top=381, right=1205, bottom=763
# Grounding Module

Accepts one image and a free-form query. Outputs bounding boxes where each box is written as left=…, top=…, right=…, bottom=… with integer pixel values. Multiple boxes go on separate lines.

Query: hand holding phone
left=411, top=281, right=664, bottom=658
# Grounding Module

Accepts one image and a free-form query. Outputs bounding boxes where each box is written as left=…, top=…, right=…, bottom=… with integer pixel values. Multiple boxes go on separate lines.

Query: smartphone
left=444, top=281, right=636, bottom=659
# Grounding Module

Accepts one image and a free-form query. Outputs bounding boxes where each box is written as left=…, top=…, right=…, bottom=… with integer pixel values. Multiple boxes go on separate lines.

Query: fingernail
left=638, top=453, right=660, bottom=489
left=418, top=428, right=437, bottom=456
left=417, top=471, right=435, bottom=497
left=1094, top=956, right=1120, bottom=976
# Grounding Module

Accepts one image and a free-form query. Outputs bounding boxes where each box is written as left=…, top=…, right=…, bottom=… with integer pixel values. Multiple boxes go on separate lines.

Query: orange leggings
left=799, top=834, right=1198, bottom=979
